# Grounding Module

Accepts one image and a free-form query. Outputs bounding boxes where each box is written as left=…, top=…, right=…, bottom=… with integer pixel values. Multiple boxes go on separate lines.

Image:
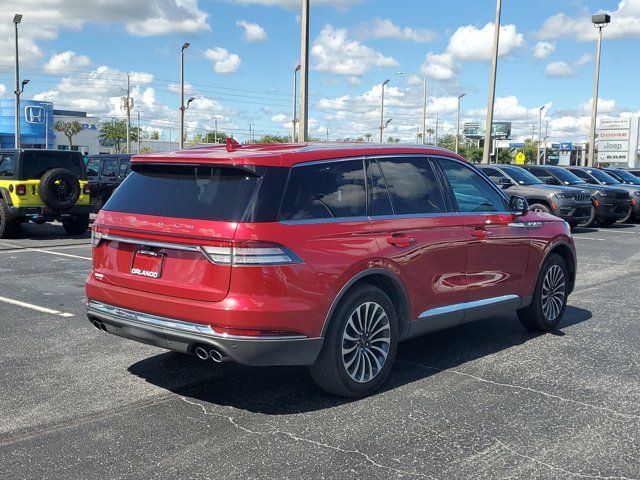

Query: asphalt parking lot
left=0, top=222, right=638, bottom=480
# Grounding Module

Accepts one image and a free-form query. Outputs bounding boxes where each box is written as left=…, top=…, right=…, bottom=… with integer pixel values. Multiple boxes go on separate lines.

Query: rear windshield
left=103, top=164, right=262, bottom=221
left=608, top=169, right=640, bottom=185
left=22, top=151, right=85, bottom=179
left=501, top=166, right=543, bottom=185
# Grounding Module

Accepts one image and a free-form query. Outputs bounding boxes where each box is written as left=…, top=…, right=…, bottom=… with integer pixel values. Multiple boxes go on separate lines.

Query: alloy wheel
left=541, top=264, right=566, bottom=322
left=341, top=301, right=391, bottom=383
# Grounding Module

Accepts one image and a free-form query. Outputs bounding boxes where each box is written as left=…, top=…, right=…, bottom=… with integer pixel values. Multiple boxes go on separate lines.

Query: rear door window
left=21, top=151, right=84, bottom=179
left=118, top=158, right=131, bottom=178
left=279, top=159, right=366, bottom=221
left=86, top=158, right=100, bottom=178
left=101, top=158, right=118, bottom=178
left=438, top=158, right=507, bottom=213
left=104, top=164, right=262, bottom=221
left=0, top=154, right=15, bottom=177
left=376, top=157, right=445, bottom=215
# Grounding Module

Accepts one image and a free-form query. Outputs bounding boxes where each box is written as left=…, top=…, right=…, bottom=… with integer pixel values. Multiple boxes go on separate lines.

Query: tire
left=0, top=200, right=18, bottom=238
left=62, top=214, right=90, bottom=235
left=616, top=207, right=633, bottom=224
left=310, top=284, right=398, bottom=398
left=517, top=254, right=568, bottom=332
left=529, top=203, right=551, bottom=214
left=39, top=168, right=80, bottom=211
left=577, top=206, right=596, bottom=228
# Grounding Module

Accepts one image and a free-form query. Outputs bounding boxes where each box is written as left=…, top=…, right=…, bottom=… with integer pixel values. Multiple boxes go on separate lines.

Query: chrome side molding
left=418, top=294, right=520, bottom=319
left=507, top=221, right=544, bottom=228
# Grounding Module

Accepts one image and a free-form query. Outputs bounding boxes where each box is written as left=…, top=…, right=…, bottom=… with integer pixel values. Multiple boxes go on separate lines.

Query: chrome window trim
left=87, top=301, right=307, bottom=341
left=99, top=233, right=202, bottom=252
left=278, top=210, right=517, bottom=225
left=418, top=294, right=519, bottom=319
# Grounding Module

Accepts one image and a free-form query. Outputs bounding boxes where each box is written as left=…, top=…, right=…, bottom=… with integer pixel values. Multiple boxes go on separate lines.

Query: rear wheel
left=518, top=254, right=568, bottom=332
left=529, top=203, right=551, bottom=214
left=577, top=206, right=596, bottom=228
left=62, top=214, right=90, bottom=235
left=310, top=284, right=398, bottom=398
left=0, top=200, right=18, bottom=238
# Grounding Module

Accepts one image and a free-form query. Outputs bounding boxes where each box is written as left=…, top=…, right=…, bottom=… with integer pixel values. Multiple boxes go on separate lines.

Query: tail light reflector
left=16, top=184, right=26, bottom=195
left=593, top=199, right=600, bottom=207
left=83, top=184, right=91, bottom=195
left=213, top=326, right=304, bottom=338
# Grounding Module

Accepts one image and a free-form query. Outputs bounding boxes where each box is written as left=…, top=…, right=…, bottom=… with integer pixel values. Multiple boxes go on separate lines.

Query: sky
left=1, top=0, right=639, bottom=144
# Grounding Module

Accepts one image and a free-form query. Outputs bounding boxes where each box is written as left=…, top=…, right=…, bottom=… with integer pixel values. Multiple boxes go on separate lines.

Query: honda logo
left=24, top=105, right=45, bottom=124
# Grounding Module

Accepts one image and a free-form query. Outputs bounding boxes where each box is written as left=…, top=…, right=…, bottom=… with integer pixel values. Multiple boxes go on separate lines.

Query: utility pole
left=298, top=0, right=309, bottom=142
left=378, top=79, right=390, bottom=143
left=435, top=113, right=439, bottom=146
left=481, top=0, right=502, bottom=164
left=543, top=121, right=549, bottom=165
left=214, top=116, right=218, bottom=143
left=456, top=93, right=465, bottom=154
left=326, top=127, right=329, bottom=141
left=292, top=64, right=300, bottom=142
left=588, top=14, right=611, bottom=167
left=121, top=73, right=132, bottom=154
left=538, top=106, right=545, bottom=164
left=179, top=42, right=190, bottom=149
left=395, top=72, right=427, bottom=145
left=248, top=123, right=253, bottom=144
left=137, top=110, right=141, bottom=154
left=13, top=14, right=22, bottom=149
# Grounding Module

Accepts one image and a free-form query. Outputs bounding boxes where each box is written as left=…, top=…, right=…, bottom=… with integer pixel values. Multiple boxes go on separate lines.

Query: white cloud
left=578, top=97, right=617, bottom=115
left=43, top=51, right=91, bottom=71
left=204, top=47, right=242, bottom=74
left=225, top=0, right=360, bottom=8
left=546, top=61, right=574, bottom=77
left=467, top=96, right=553, bottom=121
left=574, top=52, right=593, bottom=66
left=0, top=2, right=209, bottom=67
left=421, top=52, right=458, bottom=81
left=357, top=18, right=436, bottom=43
left=539, top=1, right=640, bottom=41
left=532, top=41, right=555, bottom=60
left=311, top=25, right=398, bottom=76
left=446, top=22, right=525, bottom=62
left=271, top=113, right=288, bottom=122
left=0, top=84, right=6, bottom=98
left=236, top=20, right=267, bottom=42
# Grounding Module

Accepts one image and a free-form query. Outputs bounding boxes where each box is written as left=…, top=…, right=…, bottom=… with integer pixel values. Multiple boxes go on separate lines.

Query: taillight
left=83, top=184, right=91, bottom=195
left=201, top=241, right=301, bottom=266
left=593, top=199, right=600, bottom=207
left=91, top=227, right=105, bottom=247
left=16, top=184, right=26, bottom=195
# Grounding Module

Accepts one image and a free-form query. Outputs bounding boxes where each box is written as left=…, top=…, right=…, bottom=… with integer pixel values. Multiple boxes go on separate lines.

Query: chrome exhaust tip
left=194, top=346, right=209, bottom=360
left=92, top=320, right=101, bottom=330
left=209, top=349, right=224, bottom=363
left=100, top=322, right=107, bottom=332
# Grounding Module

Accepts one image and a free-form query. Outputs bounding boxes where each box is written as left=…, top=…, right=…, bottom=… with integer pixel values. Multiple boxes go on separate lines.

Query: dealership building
left=0, top=99, right=101, bottom=154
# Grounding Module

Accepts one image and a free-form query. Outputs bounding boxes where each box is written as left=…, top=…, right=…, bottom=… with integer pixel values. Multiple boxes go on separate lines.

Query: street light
left=13, top=13, right=23, bottom=149
left=588, top=13, right=611, bottom=167
left=456, top=93, right=466, bottom=154
left=378, top=79, right=390, bottom=143
left=481, top=0, right=502, bottom=164
left=292, top=64, right=301, bottom=142
left=179, top=42, right=190, bottom=149
left=395, top=72, right=427, bottom=145
left=299, top=0, right=310, bottom=142
left=538, top=105, right=546, bottom=164
left=381, top=119, right=393, bottom=142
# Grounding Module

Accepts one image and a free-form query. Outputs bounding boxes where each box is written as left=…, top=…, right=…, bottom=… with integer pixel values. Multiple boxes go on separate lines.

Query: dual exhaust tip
left=92, top=319, right=108, bottom=332
left=194, top=345, right=225, bottom=363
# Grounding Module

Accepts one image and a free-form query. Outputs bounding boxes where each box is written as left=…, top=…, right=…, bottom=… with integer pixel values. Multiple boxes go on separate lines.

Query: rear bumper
left=9, top=204, right=94, bottom=217
left=87, top=301, right=323, bottom=366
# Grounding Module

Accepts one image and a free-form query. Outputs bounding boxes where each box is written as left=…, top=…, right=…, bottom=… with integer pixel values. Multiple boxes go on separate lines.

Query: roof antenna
left=226, top=137, right=241, bottom=152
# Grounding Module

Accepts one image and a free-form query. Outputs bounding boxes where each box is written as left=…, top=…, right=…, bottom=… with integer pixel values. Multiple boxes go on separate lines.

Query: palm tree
left=53, top=121, right=83, bottom=149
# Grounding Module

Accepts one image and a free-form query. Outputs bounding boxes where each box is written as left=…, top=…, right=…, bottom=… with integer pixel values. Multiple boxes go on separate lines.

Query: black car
left=86, top=154, right=132, bottom=209
left=522, top=165, right=631, bottom=227
left=603, top=167, right=640, bottom=186
left=565, top=166, right=638, bottom=223
left=479, top=164, right=592, bottom=229
left=627, top=169, right=640, bottom=178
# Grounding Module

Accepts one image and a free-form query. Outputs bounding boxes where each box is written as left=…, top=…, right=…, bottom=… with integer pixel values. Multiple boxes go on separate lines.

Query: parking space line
left=0, top=248, right=91, bottom=260
left=573, top=237, right=608, bottom=242
left=0, top=295, right=75, bottom=317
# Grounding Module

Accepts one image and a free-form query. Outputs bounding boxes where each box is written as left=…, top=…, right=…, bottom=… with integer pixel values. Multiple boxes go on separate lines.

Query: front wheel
left=517, top=254, right=568, bottom=332
left=310, top=285, right=398, bottom=398
left=62, top=214, right=90, bottom=235
left=577, top=206, right=596, bottom=228
left=616, top=207, right=633, bottom=224
left=529, top=203, right=551, bottom=214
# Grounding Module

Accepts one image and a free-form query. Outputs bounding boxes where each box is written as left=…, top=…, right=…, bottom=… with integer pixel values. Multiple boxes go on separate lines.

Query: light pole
left=137, top=110, right=141, bottom=154
left=588, top=13, right=611, bottom=167
left=13, top=14, right=23, bottom=149
left=214, top=116, right=219, bottom=143
left=395, top=72, right=427, bottom=145
left=179, top=42, right=190, bottom=149
left=182, top=97, right=194, bottom=145
left=378, top=79, right=390, bottom=143
left=538, top=105, right=545, bottom=164
left=456, top=93, right=466, bottom=154
left=299, top=0, right=310, bottom=142
left=380, top=119, right=392, bottom=143
left=481, top=0, right=502, bottom=164
left=292, top=64, right=300, bottom=142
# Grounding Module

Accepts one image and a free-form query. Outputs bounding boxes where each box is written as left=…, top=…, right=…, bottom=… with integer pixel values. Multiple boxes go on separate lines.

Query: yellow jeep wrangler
left=0, top=149, right=93, bottom=238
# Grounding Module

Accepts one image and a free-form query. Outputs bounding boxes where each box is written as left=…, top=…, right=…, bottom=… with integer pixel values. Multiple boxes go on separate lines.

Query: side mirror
left=510, top=195, right=529, bottom=216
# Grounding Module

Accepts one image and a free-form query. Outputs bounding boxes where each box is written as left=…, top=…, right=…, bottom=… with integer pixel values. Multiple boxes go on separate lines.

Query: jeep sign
left=598, top=140, right=629, bottom=152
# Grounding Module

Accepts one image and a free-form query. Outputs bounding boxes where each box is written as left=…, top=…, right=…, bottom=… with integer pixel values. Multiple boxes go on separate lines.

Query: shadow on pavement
left=128, top=306, right=592, bottom=413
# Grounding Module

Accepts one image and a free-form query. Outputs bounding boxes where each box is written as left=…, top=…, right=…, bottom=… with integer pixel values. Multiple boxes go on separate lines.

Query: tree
left=523, top=138, right=539, bottom=164
left=150, top=131, right=160, bottom=140
left=386, top=136, right=400, bottom=143
left=204, top=131, right=228, bottom=143
left=99, top=119, right=139, bottom=153
left=364, top=133, right=373, bottom=142
left=53, top=121, right=83, bottom=149
left=255, top=134, right=290, bottom=143
left=437, top=134, right=457, bottom=151
left=426, top=128, right=435, bottom=144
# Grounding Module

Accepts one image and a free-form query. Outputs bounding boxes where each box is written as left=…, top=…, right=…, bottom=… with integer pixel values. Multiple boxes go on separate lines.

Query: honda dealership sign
left=597, top=117, right=639, bottom=167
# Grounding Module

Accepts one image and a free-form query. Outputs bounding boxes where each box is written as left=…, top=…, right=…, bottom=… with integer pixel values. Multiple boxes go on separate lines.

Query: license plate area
left=130, top=249, right=165, bottom=279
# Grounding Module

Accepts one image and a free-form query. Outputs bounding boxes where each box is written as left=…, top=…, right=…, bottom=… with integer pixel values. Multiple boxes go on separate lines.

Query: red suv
left=86, top=142, right=576, bottom=397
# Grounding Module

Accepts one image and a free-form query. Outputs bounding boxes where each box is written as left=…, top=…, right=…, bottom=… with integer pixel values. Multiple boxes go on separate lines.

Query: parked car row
left=480, top=164, right=637, bottom=228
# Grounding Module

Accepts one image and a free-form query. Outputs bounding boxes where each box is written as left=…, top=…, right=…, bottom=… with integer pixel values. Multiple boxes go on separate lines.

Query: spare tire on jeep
left=39, top=168, right=81, bottom=211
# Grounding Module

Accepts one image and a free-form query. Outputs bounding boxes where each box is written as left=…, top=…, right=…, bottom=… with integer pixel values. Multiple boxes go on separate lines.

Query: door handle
left=471, top=227, right=493, bottom=239
left=386, top=235, right=416, bottom=247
